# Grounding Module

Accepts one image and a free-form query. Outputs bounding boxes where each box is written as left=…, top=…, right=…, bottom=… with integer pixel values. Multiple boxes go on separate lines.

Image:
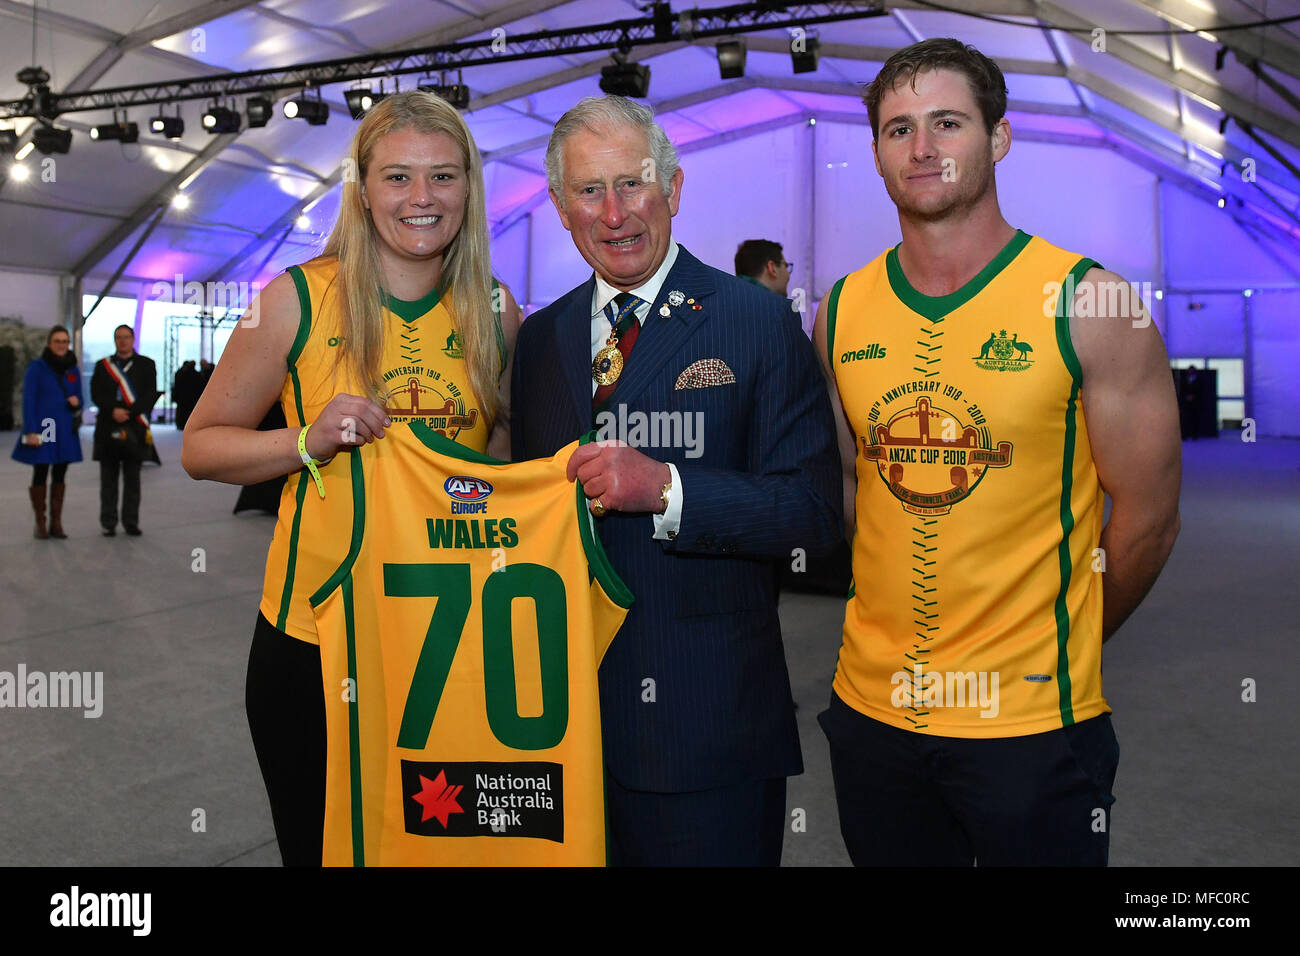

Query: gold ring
left=589, top=497, right=606, bottom=517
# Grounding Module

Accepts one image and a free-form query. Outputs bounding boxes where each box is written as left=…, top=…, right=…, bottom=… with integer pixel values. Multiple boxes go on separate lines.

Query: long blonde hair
left=319, top=91, right=499, bottom=426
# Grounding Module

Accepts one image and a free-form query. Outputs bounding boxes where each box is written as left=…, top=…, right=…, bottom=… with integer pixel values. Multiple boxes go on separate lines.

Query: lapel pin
left=691, top=303, right=702, bottom=310
left=659, top=304, right=671, bottom=318
left=668, top=290, right=685, bottom=307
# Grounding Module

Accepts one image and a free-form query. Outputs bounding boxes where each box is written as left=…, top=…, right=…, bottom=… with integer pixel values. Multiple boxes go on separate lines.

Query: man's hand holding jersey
left=567, top=441, right=672, bottom=516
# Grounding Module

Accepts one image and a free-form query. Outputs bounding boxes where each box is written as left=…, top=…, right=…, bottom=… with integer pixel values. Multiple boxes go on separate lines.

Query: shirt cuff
left=651, top=462, right=682, bottom=541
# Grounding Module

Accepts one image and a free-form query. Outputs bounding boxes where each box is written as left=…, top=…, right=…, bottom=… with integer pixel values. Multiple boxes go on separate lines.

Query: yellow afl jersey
left=259, top=256, right=505, bottom=643
left=309, top=421, right=632, bottom=866
left=828, top=230, right=1106, bottom=738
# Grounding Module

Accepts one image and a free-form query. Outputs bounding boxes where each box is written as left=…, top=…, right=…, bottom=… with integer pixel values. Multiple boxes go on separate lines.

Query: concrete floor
left=1, top=426, right=1296, bottom=865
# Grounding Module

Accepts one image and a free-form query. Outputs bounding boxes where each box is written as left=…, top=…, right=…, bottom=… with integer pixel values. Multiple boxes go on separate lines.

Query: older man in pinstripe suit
left=511, top=95, right=841, bottom=866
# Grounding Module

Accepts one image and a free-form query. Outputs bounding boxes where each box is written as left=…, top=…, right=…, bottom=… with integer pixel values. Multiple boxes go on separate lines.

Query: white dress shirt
left=589, top=239, right=683, bottom=541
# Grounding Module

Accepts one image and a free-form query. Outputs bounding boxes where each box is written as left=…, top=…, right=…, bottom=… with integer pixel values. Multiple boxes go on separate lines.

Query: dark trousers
left=32, top=463, right=69, bottom=486
left=99, top=451, right=142, bottom=530
left=246, top=614, right=326, bottom=867
left=605, top=774, right=787, bottom=866
left=819, top=692, right=1119, bottom=866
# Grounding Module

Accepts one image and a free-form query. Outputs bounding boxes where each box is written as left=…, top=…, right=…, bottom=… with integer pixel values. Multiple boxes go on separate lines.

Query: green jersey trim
left=492, top=278, right=508, bottom=376
left=409, top=419, right=503, bottom=464
left=886, top=229, right=1033, bottom=322
left=574, top=431, right=634, bottom=610
left=386, top=282, right=442, bottom=323
left=310, top=447, right=367, bottom=608
left=285, top=265, right=313, bottom=370
left=1051, top=256, right=1100, bottom=726
left=341, top=572, right=365, bottom=866
left=826, top=276, right=847, bottom=371
left=275, top=472, right=309, bottom=631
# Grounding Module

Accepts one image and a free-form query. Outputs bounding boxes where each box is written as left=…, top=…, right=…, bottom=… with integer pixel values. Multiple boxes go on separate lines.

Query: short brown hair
left=863, top=38, right=1007, bottom=139
left=735, top=239, right=784, bottom=278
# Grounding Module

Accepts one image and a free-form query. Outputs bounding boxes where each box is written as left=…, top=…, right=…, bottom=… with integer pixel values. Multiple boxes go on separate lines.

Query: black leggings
left=32, top=463, right=69, bottom=486
left=246, top=613, right=327, bottom=866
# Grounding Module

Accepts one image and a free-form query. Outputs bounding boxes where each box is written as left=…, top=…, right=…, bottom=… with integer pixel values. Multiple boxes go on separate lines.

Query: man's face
left=767, top=256, right=791, bottom=297
left=114, top=328, right=134, bottom=355
left=362, top=128, right=469, bottom=266
left=872, top=68, right=1008, bottom=222
left=550, top=124, right=683, bottom=291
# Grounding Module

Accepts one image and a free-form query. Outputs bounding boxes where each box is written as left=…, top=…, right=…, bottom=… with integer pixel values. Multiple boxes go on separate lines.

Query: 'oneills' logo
left=861, top=395, right=1012, bottom=515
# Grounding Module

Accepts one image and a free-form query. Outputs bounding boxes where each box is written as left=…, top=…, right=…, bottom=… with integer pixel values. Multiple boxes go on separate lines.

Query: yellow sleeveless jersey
left=259, top=256, right=504, bottom=643
left=828, top=230, right=1106, bottom=738
left=310, top=422, right=631, bottom=866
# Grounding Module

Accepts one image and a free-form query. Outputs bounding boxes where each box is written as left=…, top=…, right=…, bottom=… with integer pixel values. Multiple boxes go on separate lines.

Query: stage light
left=172, top=193, right=190, bottom=210
left=9, top=163, right=29, bottom=181
left=32, top=124, right=72, bottom=155
left=1243, top=288, right=1253, bottom=297
left=345, top=87, right=378, bottom=119
left=295, top=214, right=310, bottom=230
left=717, top=39, right=747, bottom=80
left=283, top=96, right=328, bottom=125
left=791, top=36, right=820, bottom=74
left=202, top=105, right=241, bottom=133
left=15, top=141, right=34, bottom=160
left=150, top=115, right=184, bottom=139
left=598, top=60, right=651, bottom=98
left=91, top=120, right=139, bottom=143
left=1217, top=196, right=1226, bottom=208
left=417, top=80, right=470, bottom=109
left=246, top=96, right=272, bottom=128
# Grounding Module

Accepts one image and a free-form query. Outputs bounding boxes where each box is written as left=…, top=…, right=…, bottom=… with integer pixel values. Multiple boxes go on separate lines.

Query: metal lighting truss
left=1, top=1, right=885, bottom=119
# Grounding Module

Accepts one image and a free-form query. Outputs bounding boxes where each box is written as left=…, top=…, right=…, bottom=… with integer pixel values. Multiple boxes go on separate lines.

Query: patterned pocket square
left=674, top=358, right=736, bottom=390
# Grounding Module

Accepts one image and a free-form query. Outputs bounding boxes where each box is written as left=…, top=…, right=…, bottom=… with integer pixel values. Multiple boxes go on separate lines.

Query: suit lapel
left=606, top=246, right=715, bottom=410
left=558, top=276, right=598, bottom=430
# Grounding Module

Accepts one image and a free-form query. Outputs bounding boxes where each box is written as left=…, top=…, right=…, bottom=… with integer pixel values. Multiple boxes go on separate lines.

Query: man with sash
left=91, top=324, right=158, bottom=536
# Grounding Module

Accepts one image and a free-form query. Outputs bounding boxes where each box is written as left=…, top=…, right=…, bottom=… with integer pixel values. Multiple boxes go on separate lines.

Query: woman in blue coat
left=12, top=325, right=84, bottom=538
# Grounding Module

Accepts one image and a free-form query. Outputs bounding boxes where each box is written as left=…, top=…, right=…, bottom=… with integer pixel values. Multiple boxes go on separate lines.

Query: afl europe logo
left=445, top=475, right=492, bottom=514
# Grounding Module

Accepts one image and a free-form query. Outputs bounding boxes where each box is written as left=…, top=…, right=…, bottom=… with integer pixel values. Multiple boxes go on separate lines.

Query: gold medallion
left=593, top=342, right=624, bottom=386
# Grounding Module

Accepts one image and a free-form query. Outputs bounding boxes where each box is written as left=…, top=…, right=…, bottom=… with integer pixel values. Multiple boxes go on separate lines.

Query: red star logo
left=411, top=770, right=464, bottom=828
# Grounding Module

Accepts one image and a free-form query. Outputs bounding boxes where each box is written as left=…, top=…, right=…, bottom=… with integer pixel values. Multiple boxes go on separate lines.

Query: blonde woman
left=183, top=91, right=521, bottom=865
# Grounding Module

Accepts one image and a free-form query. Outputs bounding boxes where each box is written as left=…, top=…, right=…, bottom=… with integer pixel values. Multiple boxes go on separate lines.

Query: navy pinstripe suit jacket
left=511, top=245, right=842, bottom=792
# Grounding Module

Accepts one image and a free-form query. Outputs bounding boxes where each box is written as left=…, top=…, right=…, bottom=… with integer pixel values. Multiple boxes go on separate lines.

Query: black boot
left=49, top=483, right=68, bottom=538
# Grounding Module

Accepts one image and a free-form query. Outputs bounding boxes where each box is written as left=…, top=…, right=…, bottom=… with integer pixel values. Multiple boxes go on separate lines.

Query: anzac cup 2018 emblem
left=973, top=329, right=1034, bottom=371
left=861, top=395, right=1012, bottom=515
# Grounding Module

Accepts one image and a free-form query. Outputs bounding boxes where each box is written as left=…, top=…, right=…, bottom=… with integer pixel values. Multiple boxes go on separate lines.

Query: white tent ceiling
left=2, top=0, right=1300, bottom=295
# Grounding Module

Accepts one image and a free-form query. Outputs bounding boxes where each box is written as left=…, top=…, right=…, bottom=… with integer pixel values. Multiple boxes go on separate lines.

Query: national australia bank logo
left=861, top=395, right=1012, bottom=516
left=973, top=329, right=1034, bottom=371
left=401, top=760, right=565, bottom=841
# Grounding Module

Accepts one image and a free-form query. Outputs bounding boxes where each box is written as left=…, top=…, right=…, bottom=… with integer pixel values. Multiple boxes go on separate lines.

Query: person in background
left=91, top=324, right=158, bottom=536
left=735, top=239, right=792, bottom=297
left=173, top=359, right=203, bottom=430
left=12, top=325, right=84, bottom=539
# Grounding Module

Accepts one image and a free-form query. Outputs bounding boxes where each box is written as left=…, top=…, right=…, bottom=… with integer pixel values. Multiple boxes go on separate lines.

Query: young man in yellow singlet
left=814, top=39, right=1181, bottom=865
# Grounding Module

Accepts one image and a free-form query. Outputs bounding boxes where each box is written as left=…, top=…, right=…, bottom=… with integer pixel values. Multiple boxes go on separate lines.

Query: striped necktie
left=593, top=292, right=643, bottom=407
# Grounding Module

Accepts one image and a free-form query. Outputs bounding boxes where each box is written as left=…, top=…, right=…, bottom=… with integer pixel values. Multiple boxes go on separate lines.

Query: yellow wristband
left=297, top=424, right=326, bottom=499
